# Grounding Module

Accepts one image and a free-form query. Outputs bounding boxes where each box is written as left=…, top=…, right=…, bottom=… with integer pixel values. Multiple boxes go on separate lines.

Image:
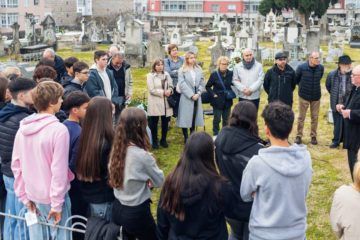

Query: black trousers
left=112, top=199, right=157, bottom=240
left=238, top=98, right=260, bottom=110
left=148, top=116, right=170, bottom=144
left=69, top=180, right=88, bottom=240
left=332, top=111, right=342, bottom=145
left=348, top=148, right=359, bottom=180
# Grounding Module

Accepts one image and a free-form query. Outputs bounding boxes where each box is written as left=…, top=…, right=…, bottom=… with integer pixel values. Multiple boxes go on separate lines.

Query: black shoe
left=311, top=137, right=318, bottom=145
left=160, top=139, right=168, bottom=148
left=329, top=142, right=339, bottom=149
left=295, top=136, right=302, bottom=144
left=152, top=142, right=159, bottom=149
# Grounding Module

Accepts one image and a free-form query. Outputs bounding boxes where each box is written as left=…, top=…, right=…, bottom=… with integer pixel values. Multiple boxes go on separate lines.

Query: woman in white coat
left=147, top=58, right=173, bottom=149
left=176, top=52, right=205, bottom=143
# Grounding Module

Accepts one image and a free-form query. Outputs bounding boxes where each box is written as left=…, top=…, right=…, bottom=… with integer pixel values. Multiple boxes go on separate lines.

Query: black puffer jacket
left=0, top=103, right=33, bottom=177
left=263, top=64, right=296, bottom=106
left=325, top=69, right=352, bottom=112
left=295, top=61, right=324, bottom=101
left=61, top=76, right=83, bottom=99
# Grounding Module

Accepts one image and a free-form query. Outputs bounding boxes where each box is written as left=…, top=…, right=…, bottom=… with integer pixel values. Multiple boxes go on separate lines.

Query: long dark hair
left=160, top=132, right=223, bottom=221
left=229, top=101, right=259, bottom=138
left=108, top=107, right=150, bottom=189
left=76, top=97, right=114, bottom=182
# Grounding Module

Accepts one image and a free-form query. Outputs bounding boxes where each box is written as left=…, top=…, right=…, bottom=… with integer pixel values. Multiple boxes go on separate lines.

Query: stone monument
left=10, top=22, right=21, bottom=55
left=125, top=19, right=145, bottom=67
left=350, top=25, right=360, bottom=48
left=41, top=15, right=57, bottom=46
left=170, top=28, right=182, bottom=46
left=0, top=37, right=5, bottom=56
left=208, top=32, right=226, bottom=72
left=146, top=32, right=165, bottom=66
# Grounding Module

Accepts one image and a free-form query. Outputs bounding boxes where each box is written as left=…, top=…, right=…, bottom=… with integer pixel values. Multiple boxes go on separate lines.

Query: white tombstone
left=218, top=21, right=231, bottom=36
left=170, top=28, right=182, bottom=45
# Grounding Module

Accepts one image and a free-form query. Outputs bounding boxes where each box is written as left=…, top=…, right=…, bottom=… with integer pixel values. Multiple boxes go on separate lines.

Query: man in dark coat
left=340, top=65, right=360, bottom=180
left=84, top=50, right=123, bottom=108
left=62, top=61, right=90, bottom=99
left=263, top=52, right=296, bottom=107
left=42, top=48, right=66, bottom=83
left=326, top=55, right=353, bottom=148
left=295, top=51, right=324, bottom=145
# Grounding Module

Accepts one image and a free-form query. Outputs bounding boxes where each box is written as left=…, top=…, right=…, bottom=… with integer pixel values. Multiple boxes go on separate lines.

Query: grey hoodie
left=240, top=144, right=312, bottom=240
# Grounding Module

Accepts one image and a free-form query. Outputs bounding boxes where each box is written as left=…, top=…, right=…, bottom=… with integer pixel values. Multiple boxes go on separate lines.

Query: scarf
left=243, top=58, right=255, bottom=70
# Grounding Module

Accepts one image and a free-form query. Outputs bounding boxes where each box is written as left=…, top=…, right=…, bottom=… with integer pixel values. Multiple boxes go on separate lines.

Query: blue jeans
left=28, top=194, right=71, bottom=240
left=3, top=176, right=28, bottom=240
left=89, top=202, right=113, bottom=221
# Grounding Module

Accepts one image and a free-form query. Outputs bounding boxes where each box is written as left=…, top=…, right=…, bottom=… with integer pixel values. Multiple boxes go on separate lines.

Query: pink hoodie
left=11, top=113, right=74, bottom=212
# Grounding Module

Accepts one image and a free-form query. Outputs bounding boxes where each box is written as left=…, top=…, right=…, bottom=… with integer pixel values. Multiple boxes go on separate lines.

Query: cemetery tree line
left=259, top=0, right=339, bottom=26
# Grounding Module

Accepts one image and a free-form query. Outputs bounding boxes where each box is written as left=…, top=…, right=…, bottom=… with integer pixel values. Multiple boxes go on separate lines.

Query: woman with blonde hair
left=176, top=51, right=205, bottom=143
left=330, top=158, right=360, bottom=239
left=147, top=58, right=173, bottom=149
left=205, top=56, right=235, bottom=136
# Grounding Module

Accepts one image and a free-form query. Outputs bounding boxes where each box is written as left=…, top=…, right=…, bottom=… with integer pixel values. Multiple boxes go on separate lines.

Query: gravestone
left=213, top=14, right=221, bottom=29
left=170, top=28, right=182, bottom=45
left=117, top=15, right=126, bottom=33
left=238, top=28, right=250, bottom=49
left=41, top=15, right=57, bottom=46
left=10, top=23, right=21, bottom=55
left=208, top=33, right=226, bottom=72
left=350, top=25, right=360, bottom=48
left=146, top=32, right=165, bottom=66
left=90, top=20, right=101, bottom=42
left=306, top=30, right=320, bottom=53
left=218, top=21, right=231, bottom=37
left=125, top=19, right=145, bottom=67
left=283, top=20, right=303, bottom=60
left=24, top=13, right=36, bottom=44
left=112, top=28, right=122, bottom=46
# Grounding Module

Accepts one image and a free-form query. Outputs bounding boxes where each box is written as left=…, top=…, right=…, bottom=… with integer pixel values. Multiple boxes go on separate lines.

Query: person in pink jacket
left=11, top=81, right=74, bottom=239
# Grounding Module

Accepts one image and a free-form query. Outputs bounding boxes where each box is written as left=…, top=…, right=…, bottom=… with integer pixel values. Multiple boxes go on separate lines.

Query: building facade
left=147, top=0, right=253, bottom=27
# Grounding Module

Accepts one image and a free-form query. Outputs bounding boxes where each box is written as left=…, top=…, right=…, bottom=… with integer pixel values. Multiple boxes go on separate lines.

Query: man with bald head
left=233, top=48, right=264, bottom=110
left=340, top=65, right=360, bottom=179
left=295, top=51, right=324, bottom=145
left=41, top=48, right=66, bottom=83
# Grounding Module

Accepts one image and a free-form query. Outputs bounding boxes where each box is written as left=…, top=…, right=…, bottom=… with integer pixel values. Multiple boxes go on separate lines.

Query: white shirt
left=97, top=68, right=112, bottom=100
left=189, top=69, right=196, bottom=86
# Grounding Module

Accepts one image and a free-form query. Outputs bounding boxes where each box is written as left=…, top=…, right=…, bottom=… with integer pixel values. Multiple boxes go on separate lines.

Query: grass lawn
left=4, top=41, right=355, bottom=239
left=64, top=41, right=355, bottom=239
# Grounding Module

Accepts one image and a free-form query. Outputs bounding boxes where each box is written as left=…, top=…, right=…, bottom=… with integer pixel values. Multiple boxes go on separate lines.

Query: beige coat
left=147, top=72, right=173, bottom=117
left=330, top=185, right=360, bottom=240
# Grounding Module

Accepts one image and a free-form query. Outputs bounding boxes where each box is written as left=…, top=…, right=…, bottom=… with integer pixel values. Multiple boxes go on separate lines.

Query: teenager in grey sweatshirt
left=240, top=101, right=312, bottom=240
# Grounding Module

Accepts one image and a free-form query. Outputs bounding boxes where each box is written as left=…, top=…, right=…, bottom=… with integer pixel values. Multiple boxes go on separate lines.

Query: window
left=24, top=0, right=29, bottom=7
left=252, top=5, right=259, bottom=12
left=211, top=4, right=220, bottom=12
left=0, top=13, right=18, bottom=28
left=0, top=0, right=18, bottom=7
left=228, top=4, right=236, bottom=12
left=34, top=0, right=39, bottom=5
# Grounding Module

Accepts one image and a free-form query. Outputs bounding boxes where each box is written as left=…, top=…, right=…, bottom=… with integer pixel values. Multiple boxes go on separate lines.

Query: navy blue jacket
left=295, top=61, right=324, bottom=101
left=205, top=70, right=234, bottom=110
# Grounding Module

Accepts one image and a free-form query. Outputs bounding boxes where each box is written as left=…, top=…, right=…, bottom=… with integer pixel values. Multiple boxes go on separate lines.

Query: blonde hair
left=353, top=160, right=360, bottom=190
left=3, top=67, right=21, bottom=78
left=181, top=51, right=199, bottom=72
left=32, top=81, right=63, bottom=111
left=216, top=56, right=230, bottom=67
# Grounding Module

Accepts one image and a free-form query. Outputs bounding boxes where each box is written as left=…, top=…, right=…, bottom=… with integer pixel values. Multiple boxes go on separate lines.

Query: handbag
left=216, top=71, right=236, bottom=100
left=162, top=75, right=176, bottom=108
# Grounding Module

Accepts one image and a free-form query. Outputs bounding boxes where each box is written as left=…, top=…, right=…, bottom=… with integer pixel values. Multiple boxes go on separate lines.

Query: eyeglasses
left=277, top=58, right=287, bottom=61
left=311, top=57, right=320, bottom=60
left=80, top=71, right=89, bottom=75
left=219, top=63, right=229, bottom=66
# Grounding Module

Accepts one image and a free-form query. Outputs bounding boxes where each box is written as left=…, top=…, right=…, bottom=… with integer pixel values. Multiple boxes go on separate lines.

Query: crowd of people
left=0, top=44, right=359, bottom=240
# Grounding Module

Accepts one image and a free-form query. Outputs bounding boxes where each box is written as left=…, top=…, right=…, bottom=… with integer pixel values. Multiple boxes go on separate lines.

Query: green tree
left=259, top=0, right=338, bottom=23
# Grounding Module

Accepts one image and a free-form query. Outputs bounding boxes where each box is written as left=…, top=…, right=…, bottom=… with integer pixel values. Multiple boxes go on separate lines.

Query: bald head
left=351, top=65, right=360, bottom=87
left=242, top=48, right=254, bottom=63
left=109, top=45, right=120, bottom=57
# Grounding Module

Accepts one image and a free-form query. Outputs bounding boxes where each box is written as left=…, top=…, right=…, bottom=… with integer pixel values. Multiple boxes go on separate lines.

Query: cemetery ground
left=16, top=40, right=357, bottom=239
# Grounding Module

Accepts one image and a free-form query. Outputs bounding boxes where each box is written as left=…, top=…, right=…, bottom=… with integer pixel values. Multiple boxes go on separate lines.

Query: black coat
left=84, top=68, right=123, bottom=107
left=295, top=61, right=324, bottom=101
left=84, top=216, right=120, bottom=240
left=263, top=64, right=296, bottom=106
left=0, top=103, right=33, bottom=177
left=326, top=69, right=353, bottom=112
left=205, top=69, right=233, bottom=110
left=54, top=55, right=67, bottom=83
left=157, top=179, right=245, bottom=240
left=61, top=76, right=83, bottom=99
left=343, top=86, right=360, bottom=151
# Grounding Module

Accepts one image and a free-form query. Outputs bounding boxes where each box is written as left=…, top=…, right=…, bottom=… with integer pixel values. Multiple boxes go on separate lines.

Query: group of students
left=0, top=44, right=359, bottom=240
left=0, top=70, right=314, bottom=240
